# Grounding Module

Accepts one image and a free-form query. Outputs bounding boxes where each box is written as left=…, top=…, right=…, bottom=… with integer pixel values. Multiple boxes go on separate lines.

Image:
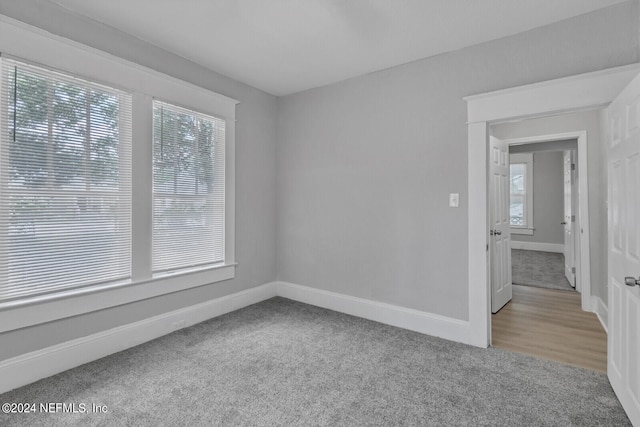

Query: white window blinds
left=152, top=101, right=225, bottom=273
left=0, top=58, right=132, bottom=302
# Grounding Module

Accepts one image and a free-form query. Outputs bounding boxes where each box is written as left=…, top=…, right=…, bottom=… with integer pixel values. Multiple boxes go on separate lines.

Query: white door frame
left=465, top=63, right=640, bottom=348
left=499, top=132, right=590, bottom=312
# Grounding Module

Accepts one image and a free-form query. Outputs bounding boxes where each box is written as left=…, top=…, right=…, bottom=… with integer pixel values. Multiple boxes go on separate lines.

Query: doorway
left=488, top=125, right=607, bottom=372
left=464, top=62, right=640, bottom=348
left=488, top=127, right=591, bottom=315
left=465, top=62, right=640, bottom=424
left=487, top=124, right=600, bottom=368
left=495, top=133, right=583, bottom=296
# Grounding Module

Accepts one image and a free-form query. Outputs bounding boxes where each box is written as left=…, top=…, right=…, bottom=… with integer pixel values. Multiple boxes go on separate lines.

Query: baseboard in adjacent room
left=276, top=281, right=470, bottom=345
left=510, top=241, right=564, bottom=253
left=592, top=295, right=608, bottom=333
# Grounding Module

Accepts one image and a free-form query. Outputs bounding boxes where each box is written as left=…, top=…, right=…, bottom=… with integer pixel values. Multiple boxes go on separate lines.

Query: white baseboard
left=591, top=295, right=608, bottom=333
left=1, top=280, right=473, bottom=394
left=0, top=282, right=277, bottom=394
left=510, top=241, right=564, bottom=253
left=276, top=281, right=470, bottom=345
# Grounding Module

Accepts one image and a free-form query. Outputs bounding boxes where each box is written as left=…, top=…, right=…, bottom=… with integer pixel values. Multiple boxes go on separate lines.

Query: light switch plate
left=449, top=193, right=459, bottom=207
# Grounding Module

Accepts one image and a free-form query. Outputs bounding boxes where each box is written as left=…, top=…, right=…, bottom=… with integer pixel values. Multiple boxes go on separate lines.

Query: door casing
left=465, top=63, right=640, bottom=348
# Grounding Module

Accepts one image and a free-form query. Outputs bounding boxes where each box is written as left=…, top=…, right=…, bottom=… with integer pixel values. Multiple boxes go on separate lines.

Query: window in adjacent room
left=509, top=152, right=534, bottom=234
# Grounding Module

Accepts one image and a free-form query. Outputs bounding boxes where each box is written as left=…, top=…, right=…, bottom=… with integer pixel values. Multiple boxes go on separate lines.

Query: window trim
left=509, top=153, right=534, bottom=234
left=0, top=17, right=237, bottom=333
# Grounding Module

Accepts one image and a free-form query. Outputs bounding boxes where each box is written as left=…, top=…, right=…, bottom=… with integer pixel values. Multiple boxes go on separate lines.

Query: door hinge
left=571, top=215, right=576, bottom=222
left=571, top=267, right=576, bottom=273
left=571, top=163, right=576, bottom=171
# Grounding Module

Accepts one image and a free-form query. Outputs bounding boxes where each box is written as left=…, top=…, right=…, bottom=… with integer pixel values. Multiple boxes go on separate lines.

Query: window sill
left=511, top=227, right=534, bottom=236
left=0, top=263, right=236, bottom=333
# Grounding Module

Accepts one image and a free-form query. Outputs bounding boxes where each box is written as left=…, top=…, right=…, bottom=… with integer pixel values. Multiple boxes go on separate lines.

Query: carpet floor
left=512, top=249, right=574, bottom=291
left=0, top=297, right=629, bottom=426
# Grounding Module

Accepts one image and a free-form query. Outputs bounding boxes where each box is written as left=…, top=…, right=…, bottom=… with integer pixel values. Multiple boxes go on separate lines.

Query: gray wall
left=492, top=110, right=608, bottom=303
left=0, top=1, right=278, bottom=360
left=277, top=2, right=638, bottom=320
left=510, top=151, right=565, bottom=245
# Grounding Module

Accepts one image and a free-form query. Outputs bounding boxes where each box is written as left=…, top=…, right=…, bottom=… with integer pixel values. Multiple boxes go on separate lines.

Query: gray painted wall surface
left=277, top=2, right=637, bottom=320
left=0, top=1, right=278, bottom=360
left=492, top=110, right=608, bottom=303
left=510, top=151, right=565, bottom=245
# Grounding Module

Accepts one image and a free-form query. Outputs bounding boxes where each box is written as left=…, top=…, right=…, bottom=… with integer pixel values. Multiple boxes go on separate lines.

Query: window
left=509, top=163, right=526, bottom=225
left=152, top=101, right=225, bottom=273
left=0, top=58, right=132, bottom=302
left=509, top=153, right=534, bottom=234
left=0, top=21, right=237, bottom=331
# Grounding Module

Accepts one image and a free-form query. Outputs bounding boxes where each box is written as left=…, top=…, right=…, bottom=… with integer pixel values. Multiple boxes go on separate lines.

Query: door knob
left=625, top=277, right=640, bottom=287
left=490, top=229, right=502, bottom=236
left=561, top=221, right=567, bottom=225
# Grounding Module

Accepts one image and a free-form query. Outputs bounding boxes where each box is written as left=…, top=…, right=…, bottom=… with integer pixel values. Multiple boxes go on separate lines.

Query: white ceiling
left=50, top=0, right=626, bottom=96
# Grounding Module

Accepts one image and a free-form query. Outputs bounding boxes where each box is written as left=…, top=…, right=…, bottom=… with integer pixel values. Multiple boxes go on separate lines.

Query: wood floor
left=492, top=285, right=607, bottom=373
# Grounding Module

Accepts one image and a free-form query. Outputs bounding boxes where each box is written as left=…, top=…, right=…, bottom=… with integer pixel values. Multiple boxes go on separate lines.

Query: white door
left=606, top=71, right=640, bottom=426
left=563, top=150, right=575, bottom=287
left=490, top=136, right=512, bottom=313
